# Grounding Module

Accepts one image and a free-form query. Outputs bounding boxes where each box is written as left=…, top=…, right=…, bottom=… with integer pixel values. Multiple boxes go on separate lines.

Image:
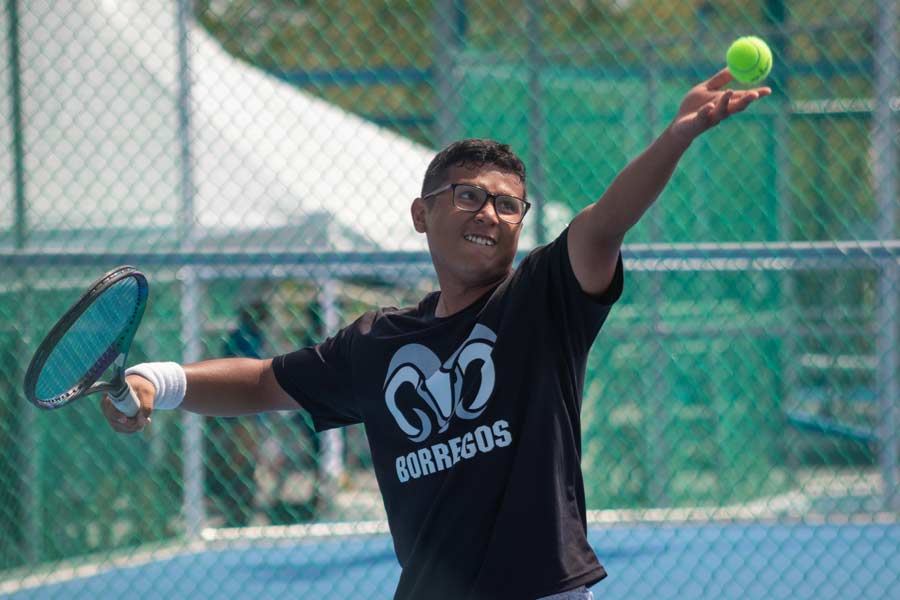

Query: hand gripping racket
left=24, top=266, right=149, bottom=417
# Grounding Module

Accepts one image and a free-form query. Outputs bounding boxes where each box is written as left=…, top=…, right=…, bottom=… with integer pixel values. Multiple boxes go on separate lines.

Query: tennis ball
left=726, top=36, right=772, bottom=83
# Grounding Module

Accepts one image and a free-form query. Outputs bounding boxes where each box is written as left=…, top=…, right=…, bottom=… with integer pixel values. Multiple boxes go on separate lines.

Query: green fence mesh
left=1, top=1, right=898, bottom=598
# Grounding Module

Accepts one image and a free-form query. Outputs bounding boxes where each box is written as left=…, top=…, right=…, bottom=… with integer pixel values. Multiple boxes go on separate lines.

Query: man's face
left=411, top=165, right=525, bottom=288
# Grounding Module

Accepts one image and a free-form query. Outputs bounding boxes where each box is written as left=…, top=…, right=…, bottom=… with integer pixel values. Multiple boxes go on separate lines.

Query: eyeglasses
left=422, top=183, right=531, bottom=225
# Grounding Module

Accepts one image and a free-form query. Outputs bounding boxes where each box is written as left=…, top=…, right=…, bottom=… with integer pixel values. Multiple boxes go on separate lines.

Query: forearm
left=181, top=357, right=293, bottom=416
left=585, top=125, right=692, bottom=244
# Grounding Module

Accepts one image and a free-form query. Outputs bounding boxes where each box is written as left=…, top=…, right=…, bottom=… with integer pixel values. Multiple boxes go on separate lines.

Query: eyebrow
left=455, top=181, right=523, bottom=198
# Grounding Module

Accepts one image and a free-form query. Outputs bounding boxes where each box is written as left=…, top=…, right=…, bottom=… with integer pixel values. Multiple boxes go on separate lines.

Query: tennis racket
left=24, top=265, right=149, bottom=417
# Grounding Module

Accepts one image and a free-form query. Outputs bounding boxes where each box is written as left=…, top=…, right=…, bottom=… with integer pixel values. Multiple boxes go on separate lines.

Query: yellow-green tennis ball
left=726, top=36, right=772, bottom=83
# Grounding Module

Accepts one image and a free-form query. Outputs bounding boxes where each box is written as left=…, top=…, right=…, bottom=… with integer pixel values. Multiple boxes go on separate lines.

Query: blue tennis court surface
left=3, top=522, right=898, bottom=599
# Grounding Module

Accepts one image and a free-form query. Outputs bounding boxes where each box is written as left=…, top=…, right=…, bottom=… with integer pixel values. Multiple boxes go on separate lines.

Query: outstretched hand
left=668, top=68, right=771, bottom=143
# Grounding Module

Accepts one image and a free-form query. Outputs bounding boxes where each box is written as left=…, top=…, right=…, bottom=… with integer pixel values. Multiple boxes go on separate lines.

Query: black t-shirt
left=273, top=228, right=623, bottom=600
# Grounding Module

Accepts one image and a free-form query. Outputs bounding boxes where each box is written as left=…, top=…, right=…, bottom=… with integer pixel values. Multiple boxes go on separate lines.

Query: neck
left=434, top=275, right=506, bottom=317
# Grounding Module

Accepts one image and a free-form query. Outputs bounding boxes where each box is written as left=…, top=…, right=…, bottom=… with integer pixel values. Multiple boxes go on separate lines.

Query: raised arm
left=102, top=357, right=298, bottom=433
left=567, top=69, right=771, bottom=295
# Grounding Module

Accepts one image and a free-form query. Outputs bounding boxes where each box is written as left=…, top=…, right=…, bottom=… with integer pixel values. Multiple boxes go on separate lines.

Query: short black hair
left=421, top=138, right=527, bottom=197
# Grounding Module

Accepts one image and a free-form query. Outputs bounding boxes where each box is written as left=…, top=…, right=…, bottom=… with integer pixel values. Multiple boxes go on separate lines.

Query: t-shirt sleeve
left=517, top=226, right=624, bottom=354
left=271, top=319, right=363, bottom=432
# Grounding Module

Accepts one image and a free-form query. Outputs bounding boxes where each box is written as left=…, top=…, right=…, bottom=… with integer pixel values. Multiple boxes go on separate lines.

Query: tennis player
left=103, top=69, right=769, bottom=599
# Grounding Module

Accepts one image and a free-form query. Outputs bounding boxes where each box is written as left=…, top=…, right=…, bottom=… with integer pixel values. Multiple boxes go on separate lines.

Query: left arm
left=568, top=68, right=771, bottom=295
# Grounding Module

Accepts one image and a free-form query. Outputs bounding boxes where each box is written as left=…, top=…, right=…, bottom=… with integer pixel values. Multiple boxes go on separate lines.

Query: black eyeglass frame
left=421, top=183, right=531, bottom=224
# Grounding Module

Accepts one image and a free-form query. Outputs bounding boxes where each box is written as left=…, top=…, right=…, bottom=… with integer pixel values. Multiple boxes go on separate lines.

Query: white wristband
left=125, top=362, right=187, bottom=410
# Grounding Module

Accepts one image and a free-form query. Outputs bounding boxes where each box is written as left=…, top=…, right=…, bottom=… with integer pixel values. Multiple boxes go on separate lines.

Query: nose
left=473, top=198, right=500, bottom=225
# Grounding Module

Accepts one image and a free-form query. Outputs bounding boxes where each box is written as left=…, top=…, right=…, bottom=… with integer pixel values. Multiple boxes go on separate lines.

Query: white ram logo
left=383, top=324, right=497, bottom=442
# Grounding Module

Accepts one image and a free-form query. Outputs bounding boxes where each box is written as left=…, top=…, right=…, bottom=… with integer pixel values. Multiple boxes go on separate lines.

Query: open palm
left=669, top=68, right=771, bottom=143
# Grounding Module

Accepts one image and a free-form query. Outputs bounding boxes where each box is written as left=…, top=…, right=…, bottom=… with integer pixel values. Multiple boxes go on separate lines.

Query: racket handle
left=108, top=382, right=141, bottom=417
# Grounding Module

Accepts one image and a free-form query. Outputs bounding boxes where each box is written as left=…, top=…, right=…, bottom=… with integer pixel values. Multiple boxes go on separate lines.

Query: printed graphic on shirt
left=383, top=324, right=498, bottom=443
left=382, top=324, right=514, bottom=483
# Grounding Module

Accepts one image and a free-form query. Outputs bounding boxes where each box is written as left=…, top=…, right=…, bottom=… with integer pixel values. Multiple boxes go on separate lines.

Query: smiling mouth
left=463, top=234, right=497, bottom=247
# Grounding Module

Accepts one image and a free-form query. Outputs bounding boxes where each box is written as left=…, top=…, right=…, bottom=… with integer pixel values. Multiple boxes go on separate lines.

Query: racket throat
left=108, top=353, right=130, bottom=399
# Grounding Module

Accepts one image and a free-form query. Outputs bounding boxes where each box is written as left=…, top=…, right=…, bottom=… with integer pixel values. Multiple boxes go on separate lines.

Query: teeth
left=464, top=234, right=496, bottom=246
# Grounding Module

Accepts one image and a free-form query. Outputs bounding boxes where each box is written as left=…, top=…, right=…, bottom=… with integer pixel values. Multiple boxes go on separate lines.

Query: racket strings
left=35, top=277, right=142, bottom=401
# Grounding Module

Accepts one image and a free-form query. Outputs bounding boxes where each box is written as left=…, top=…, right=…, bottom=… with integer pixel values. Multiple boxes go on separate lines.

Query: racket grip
left=109, top=382, right=141, bottom=417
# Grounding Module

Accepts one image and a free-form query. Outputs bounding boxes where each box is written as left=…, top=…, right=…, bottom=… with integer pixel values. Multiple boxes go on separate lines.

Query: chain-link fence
left=1, top=0, right=898, bottom=598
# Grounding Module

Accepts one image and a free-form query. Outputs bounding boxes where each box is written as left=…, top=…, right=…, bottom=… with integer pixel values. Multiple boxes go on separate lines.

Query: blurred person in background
left=205, top=300, right=269, bottom=527
left=264, top=303, right=324, bottom=523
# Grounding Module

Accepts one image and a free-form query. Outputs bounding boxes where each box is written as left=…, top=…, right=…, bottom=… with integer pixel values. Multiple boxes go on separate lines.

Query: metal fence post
left=176, top=0, right=205, bottom=539
left=874, top=0, right=899, bottom=512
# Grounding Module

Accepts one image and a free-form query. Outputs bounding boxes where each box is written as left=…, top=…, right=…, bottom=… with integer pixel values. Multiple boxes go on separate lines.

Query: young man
left=103, top=69, right=769, bottom=599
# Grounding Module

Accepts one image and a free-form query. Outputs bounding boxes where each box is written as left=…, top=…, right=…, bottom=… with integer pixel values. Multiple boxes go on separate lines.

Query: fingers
left=714, top=89, right=733, bottom=121
left=706, top=68, right=733, bottom=90
left=697, top=102, right=716, bottom=123
left=728, top=88, right=771, bottom=114
left=707, top=67, right=774, bottom=99
left=677, top=75, right=771, bottom=141
left=706, top=88, right=769, bottom=126
left=733, top=91, right=759, bottom=113
left=101, top=394, right=151, bottom=434
left=694, top=90, right=733, bottom=129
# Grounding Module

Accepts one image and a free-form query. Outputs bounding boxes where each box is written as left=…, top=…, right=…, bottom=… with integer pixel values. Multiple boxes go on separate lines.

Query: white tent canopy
left=4, top=0, right=436, bottom=253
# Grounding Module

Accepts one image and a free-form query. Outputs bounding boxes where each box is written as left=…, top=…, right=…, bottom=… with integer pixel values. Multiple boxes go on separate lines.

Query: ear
left=411, top=197, right=428, bottom=234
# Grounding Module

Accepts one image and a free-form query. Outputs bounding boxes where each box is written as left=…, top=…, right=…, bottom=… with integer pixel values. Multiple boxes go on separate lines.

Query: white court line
left=0, top=522, right=391, bottom=595
left=200, top=520, right=391, bottom=544
left=2, top=510, right=896, bottom=594
left=0, top=541, right=205, bottom=595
